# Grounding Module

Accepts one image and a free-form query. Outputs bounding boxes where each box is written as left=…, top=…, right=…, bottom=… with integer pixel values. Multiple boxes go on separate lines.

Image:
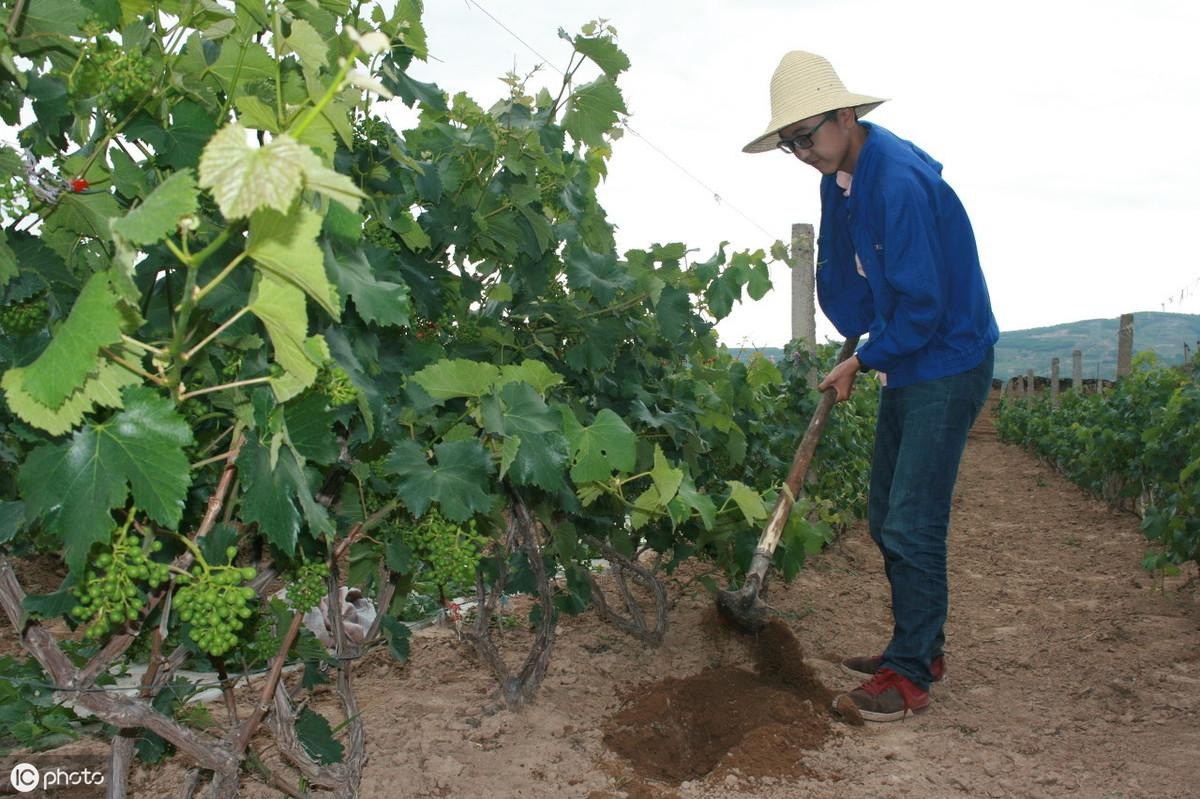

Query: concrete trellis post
left=790, top=223, right=817, bottom=388
left=1072, top=349, right=1083, bottom=394
left=1026, top=368, right=1035, bottom=400
left=1116, top=313, right=1134, bottom=379
left=1050, top=358, right=1060, bottom=407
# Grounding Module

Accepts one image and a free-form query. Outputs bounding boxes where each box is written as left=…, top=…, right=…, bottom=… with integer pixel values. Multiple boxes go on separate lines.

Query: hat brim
left=742, top=98, right=887, bottom=154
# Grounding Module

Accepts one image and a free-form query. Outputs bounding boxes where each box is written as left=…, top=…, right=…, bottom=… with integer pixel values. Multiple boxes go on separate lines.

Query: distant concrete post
left=1072, top=349, right=1083, bottom=394
left=1116, top=313, right=1134, bottom=378
left=1050, top=358, right=1060, bottom=406
left=790, top=223, right=817, bottom=389
left=1026, top=368, right=1035, bottom=400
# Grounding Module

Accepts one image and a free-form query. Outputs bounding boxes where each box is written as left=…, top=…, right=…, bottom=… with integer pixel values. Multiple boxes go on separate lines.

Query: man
left=743, top=51, right=999, bottom=722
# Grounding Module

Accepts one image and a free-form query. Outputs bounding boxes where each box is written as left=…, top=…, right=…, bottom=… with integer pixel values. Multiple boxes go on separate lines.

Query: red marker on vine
left=69, top=178, right=90, bottom=193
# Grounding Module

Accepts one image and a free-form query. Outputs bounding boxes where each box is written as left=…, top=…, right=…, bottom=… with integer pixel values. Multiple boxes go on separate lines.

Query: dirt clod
left=601, top=623, right=832, bottom=785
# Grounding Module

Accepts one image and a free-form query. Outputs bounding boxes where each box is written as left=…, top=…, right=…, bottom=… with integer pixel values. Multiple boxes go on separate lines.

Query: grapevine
left=68, top=513, right=170, bottom=640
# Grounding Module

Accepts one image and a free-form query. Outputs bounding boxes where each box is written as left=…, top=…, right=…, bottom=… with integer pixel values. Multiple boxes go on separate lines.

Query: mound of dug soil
left=601, top=618, right=835, bottom=786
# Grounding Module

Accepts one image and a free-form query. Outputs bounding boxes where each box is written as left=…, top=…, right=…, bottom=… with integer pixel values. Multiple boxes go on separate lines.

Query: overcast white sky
left=386, top=0, right=1200, bottom=348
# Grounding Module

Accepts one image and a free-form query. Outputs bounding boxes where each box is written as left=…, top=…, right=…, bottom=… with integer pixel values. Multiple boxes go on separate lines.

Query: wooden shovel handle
left=751, top=337, right=861, bottom=566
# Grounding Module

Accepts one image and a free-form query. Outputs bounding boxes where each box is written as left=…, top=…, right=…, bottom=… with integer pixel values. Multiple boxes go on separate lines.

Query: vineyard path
left=119, top=392, right=1200, bottom=798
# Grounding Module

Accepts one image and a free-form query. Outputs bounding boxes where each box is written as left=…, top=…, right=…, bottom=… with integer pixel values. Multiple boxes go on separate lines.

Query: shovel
left=716, top=336, right=860, bottom=633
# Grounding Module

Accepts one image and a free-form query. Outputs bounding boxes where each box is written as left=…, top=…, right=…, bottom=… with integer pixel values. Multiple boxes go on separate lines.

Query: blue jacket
left=815, top=122, right=999, bottom=388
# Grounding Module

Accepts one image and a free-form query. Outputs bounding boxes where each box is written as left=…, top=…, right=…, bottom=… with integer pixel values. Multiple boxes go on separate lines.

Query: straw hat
left=743, top=51, right=887, bottom=154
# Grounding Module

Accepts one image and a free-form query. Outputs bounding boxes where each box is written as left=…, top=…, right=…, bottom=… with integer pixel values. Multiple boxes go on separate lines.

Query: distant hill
left=993, top=312, right=1200, bottom=380
left=730, top=312, right=1200, bottom=381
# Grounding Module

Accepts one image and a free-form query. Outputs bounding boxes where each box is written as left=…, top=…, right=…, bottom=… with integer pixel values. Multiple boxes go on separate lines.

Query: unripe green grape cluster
left=0, top=177, right=31, bottom=220
left=351, top=116, right=392, bottom=150
left=245, top=611, right=285, bottom=664
left=174, top=547, right=257, bottom=657
left=407, top=511, right=488, bottom=589
left=284, top=561, right=330, bottom=614
left=0, top=294, right=49, bottom=336
left=362, top=220, right=398, bottom=250
left=316, top=364, right=359, bottom=407
left=69, top=534, right=169, bottom=640
left=83, top=48, right=156, bottom=106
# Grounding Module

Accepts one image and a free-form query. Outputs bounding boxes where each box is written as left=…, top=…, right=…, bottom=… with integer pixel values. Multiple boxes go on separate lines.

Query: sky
left=379, top=0, right=1200, bottom=349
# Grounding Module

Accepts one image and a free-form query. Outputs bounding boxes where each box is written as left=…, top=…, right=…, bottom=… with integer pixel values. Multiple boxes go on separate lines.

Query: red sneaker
left=841, top=653, right=946, bottom=683
left=833, top=668, right=931, bottom=722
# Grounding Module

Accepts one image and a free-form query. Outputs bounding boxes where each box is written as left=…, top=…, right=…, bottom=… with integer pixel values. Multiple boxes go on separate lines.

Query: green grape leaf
left=482, top=382, right=560, bottom=439
left=16, top=0, right=89, bottom=39
left=383, top=439, right=493, bottom=522
left=1, top=358, right=141, bottom=436
left=239, top=438, right=332, bottom=556
left=110, top=170, right=199, bottom=246
left=507, top=431, right=570, bottom=493
left=283, top=391, right=338, bottom=466
left=18, top=386, right=194, bottom=572
left=746, top=354, right=783, bottom=389
left=323, top=202, right=363, bottom=242
left=109, top=147, right=150, bottom=199
left=208, top=41, right=277, bottom=91
left=650, top=444, right=683, bottom=505
left=42, top=190, right=122, bottom=241
left=496, top=361, right=564, bottom=396
left=630, top=484, right=661, bottom=530
left=0, top=501, right=25, bottom=546
left=248, top=272, right=326, bottom=400
left=499, top=435, right=521, bottom=480
left=676, top=474, right=716, bottom=531
left=746, top=259, right=771, bottom=300
left=324, top=245, right=411, bottom=328
left=727, top=480, right=767, bottom=524
left=562, top=407, right=636, bottom=483
left=563, top=244, right=634, bottom=304
left=293, top=146, right=366, bottom=212
left=481, top=383, right=569, bottom=492
left=573, top=35, right=630, bottom=77
left=247, top=207, right=341, bottom=318
left=295, top=707, right=344, bottom=765
left=234, top=95, right=280, bottom=133
left=19, top=273, right=123, bottom=410
left=379, top=614, right=411, bottom=662
left=285, top=19, right=330, bottom=72
left=561, top=76, right=626, bottom=148
left=198, top=123, right=305, bottom=220
left=410, top=359, right=500, bottom=402
left=384, top=538, right=412, bottom=573
left=161, top=102, right=218, bottom=170
left=0, top=231, right=16, bottom=287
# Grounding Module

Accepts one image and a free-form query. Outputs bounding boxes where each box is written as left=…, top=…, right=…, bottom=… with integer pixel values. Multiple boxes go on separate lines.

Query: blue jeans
left=869, top=349, right=993, bottom=690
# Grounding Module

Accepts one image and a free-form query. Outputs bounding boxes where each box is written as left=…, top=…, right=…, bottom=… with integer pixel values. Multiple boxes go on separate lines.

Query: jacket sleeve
left=854, top=178, right=945, bottom=372
left=815, top=176, right=874, bottom=338
left=815, top=242, right=873, bottom=338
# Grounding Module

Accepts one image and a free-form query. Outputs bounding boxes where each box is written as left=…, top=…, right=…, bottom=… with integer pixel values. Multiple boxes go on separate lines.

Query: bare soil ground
left=11, top=401, right=1200, bottom=798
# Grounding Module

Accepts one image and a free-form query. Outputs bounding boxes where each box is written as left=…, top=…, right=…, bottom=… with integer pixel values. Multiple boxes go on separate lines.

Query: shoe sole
left=840, top=663, right=946, bottom=685
left=832, top=695, right=932, bottom=723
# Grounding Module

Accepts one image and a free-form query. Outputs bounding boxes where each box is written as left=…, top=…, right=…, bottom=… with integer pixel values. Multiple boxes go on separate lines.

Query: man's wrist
left=855, top=353, right=871, bottom=373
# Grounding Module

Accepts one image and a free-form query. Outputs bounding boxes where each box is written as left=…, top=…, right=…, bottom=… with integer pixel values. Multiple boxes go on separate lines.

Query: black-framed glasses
left=776, top=113, right=835, bottom=154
